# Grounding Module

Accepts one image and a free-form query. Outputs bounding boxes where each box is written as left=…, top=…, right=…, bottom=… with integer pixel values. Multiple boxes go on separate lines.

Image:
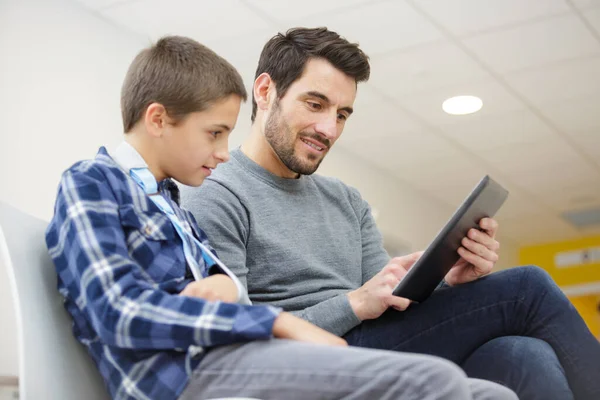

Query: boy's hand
left=179, top=274, right=238, bottom=303
left=272, top=312, right=348, bottom=347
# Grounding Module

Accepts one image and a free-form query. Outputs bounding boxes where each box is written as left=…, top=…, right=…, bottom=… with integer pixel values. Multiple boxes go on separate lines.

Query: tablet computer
left=392, top=175, right=509, bottom=303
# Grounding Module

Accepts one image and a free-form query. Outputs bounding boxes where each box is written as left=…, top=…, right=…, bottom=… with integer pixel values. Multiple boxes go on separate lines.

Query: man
left=181, top=27, right=600, bottom=400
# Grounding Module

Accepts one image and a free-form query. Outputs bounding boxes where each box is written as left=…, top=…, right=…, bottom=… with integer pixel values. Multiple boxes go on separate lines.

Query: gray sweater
left=180, top=149, right=390, bottom=336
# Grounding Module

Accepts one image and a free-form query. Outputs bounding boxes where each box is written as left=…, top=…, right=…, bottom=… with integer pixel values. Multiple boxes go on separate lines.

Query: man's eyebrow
left=305, top=91, right=354, bottom=115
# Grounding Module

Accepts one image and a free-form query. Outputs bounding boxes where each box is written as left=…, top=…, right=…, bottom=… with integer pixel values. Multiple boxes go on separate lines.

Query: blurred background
left=1, top=0, right=600, bottom=392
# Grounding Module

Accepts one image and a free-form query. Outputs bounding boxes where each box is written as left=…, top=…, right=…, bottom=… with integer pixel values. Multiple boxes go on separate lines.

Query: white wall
left=0, top=0, right=145, bottom=221
left=0, top=0, right=144, bottom=376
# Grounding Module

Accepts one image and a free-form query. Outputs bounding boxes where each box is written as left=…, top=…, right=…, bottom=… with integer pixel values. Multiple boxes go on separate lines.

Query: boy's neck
left=124, top=134, right=167, bottom=182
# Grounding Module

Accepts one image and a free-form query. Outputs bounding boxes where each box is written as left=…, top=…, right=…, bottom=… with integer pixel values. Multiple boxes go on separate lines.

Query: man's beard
left=264, top=100, right=330, bottom=176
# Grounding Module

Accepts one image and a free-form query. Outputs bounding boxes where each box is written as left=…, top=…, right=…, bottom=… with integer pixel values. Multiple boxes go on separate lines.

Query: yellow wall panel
left=520, top=235, right=600, bottom=339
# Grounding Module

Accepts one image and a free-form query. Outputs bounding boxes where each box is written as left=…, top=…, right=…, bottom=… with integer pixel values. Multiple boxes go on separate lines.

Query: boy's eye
left=210, top=131, right=221, bottom=137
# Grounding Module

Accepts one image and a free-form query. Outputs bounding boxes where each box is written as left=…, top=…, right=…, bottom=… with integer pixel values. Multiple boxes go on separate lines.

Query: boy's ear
left=254, top=73, right=275, bottom=114
left=144, top=103, right=168, bottom=138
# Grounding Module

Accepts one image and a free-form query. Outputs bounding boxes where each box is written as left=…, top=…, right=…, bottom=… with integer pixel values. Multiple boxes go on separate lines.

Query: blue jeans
left=463, top=336, right=572, bottom=400
left=343, top=266, right=600, bottom=400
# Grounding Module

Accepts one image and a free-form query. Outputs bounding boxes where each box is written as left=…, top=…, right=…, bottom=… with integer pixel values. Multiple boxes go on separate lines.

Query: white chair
left=0, top=202, right=260, bottom=400
left=0, top=201, right=110, bottom=400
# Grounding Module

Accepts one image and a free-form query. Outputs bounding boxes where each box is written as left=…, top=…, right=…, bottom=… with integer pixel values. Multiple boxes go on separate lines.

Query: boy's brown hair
left=121, top=36, right=247, bottom=132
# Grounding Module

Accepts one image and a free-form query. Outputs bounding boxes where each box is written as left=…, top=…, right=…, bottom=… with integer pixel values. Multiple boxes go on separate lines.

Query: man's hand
left=445, top=217, right=500, bottom=286
left=179, top=274, right=238, bottom=303
left=272, top=312, right=347, bottom=346
left=347, top=251, right=423, bottom=321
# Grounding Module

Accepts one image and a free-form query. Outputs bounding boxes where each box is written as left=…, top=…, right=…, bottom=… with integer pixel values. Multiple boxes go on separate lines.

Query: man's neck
left=240, top=123, right=300, bottom=179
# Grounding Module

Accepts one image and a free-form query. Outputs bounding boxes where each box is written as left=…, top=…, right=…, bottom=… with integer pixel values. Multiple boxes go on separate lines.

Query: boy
left=46, top=36, right=515, bottom=400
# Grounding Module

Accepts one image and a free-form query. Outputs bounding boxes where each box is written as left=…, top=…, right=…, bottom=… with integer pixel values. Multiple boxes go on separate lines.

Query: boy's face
left=161, top=95, right=241, bottom=186
left=263, top=58, right=357, bottom=176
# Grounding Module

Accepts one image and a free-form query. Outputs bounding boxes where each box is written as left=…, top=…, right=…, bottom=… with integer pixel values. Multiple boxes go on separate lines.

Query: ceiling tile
left=415, top=0, right=569, bottom=36
left=397, top=79, right=523, bottom=127
left=463, top=14, right=600, bottom=74
left=583, top=7, right=600, bottom=31
left=340, top=125, right=465, bottom=174
left=203, top=29, right=275, bottom=68
left=542, top=179, right=600, bottom=211
left=572, top=0, right=600, bottom=10
left=200, top=29, right=278, bottom=94
left=390, top=156, right=491, bottom=207
left=504, top=55, right=600, bottom=106
left=341, top=101, right=424, bottom=144
left=569, top=130, right=600, bottom=159
left=352, top=83, right=389, bottom=111
left=369, top=41, right=489, bottom=97
left=577, top=224, right=600, bottom=236
left=539, top=93, right=600, bottom=133
left=438, top=108, right=556, bottom=151
left=500, top=213, right=582, bottom=245
left=495, top=190, right=547, bottom=220
left=291, top=0, right=443, bottom=56
left=480, top=138, right=587, bottom=174
left=243, top=0, right=371, bottom=21
left=100, top=0, right=269, bottom=43
left=72, top=0, right=133, bottom=11
left=502, top=158, right=600, bottom=196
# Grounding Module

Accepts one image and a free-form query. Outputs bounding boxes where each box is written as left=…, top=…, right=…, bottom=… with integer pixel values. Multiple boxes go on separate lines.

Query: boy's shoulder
left=57, top=147, right=134, bottom=205
left=63, top=147, right=120, bottom=179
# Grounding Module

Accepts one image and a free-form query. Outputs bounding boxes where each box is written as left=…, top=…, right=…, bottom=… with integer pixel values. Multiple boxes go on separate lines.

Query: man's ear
left=144, top=103, right=168, bottom=138
left=254, top=73, right=276, bottom=114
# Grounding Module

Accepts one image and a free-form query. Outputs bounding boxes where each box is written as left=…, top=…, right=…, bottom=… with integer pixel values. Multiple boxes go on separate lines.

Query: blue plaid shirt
left=45, top=147, right=281, bottom=400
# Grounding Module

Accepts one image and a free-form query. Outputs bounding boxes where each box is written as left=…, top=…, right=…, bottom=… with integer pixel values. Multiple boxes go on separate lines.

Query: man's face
left=263, top=58, right=357, bottom=176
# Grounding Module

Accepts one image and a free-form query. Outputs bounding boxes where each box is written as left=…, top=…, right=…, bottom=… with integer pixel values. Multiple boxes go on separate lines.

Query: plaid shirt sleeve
left=46, top=164, right=281, bottom=350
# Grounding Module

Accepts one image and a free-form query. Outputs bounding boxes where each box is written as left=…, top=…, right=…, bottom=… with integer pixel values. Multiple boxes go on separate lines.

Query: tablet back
left=393, top=175, right=509, bottom=303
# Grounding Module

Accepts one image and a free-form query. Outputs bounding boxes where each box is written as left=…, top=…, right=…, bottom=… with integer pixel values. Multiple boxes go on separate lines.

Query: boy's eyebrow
left=212, top=124, right=232, bottom=131
left=305, top=91, right=354, bottom=115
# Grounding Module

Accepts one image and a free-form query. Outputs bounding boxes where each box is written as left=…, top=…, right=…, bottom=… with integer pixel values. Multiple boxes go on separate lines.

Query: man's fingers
left=462, top=237, right=498, bottom=262
left=383, top=264, right=408, bottom=282
left=387, top=295, right=411, bottom=312
left=457, top=247, right=494, bottom=275
left=467, top=228, right=499, bottom=251
left=479, top=218, right=499, bottom=238
left=391, top=251, right=424, bottom=269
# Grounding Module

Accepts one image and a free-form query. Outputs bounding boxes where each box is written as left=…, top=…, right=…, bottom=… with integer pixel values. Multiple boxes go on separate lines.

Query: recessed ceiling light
left=442, top=95, right=483, bottom=115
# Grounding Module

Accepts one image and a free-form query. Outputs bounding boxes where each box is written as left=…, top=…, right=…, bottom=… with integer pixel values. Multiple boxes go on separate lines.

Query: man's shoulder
left=310, top=174, right=361, bottom=198
left=208, top=155, right=247, bottom=187
left=181, top=153, right=248, bottom=199
left=179, top=161, right=245, bottom=217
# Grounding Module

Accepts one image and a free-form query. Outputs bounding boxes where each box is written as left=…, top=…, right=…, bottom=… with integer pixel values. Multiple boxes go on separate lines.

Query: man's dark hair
left=251, top=27, right=370, bottom=122
left=122, top=35, right=247, bottom=132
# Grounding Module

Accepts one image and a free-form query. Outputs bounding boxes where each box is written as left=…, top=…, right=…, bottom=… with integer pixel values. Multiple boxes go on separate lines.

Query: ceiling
left=75, top=0, right=600, bottom=246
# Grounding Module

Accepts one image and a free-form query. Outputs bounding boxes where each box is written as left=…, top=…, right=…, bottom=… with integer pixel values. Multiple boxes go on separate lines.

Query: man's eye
left=337, top=113, right=348, bottom=121
left=307, top=102, right=322, bottom=110
left=210, top=131, right=221, bottom=137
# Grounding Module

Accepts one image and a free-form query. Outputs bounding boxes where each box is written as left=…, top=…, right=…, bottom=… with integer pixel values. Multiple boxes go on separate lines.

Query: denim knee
left=509, top=265, right=563, bottom=296
left=463, top=336, right=573, bottom=400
